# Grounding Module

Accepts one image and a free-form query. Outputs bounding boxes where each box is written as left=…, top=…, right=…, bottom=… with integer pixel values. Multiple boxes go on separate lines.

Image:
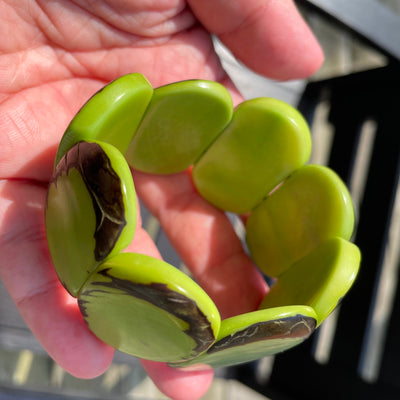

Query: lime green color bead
left=246, top=164, right=355, bottom=278
left=46, top=141, right=137, bottom=296
left=55, top=73, right=153, bottom=166
left=78, top=253, right=221, bottom=362
left=125, top=80, right=233, bottom=174
left=260, top=237, right=361, bottom=326
left=172, top=306, right=317, bottom=368
left=46, top=167, right=97, bottom=296
left=193, top=98, right=312, bottom=214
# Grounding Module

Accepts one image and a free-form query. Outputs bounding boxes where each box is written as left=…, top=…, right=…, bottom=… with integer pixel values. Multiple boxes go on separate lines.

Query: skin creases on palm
left=45, top=73, right=361, bottom=369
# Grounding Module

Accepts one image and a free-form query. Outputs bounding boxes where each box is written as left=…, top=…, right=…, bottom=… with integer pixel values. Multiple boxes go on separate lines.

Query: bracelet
left=45, top=73, right=360, bottom=368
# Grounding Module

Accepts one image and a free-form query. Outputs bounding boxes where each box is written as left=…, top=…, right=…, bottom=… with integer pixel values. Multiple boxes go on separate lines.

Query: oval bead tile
left=246, top=164, right=355, bottom=278
left=78, top=253, right=221, bottom=362
left=125, top=80, right=233, bottom=174
left=55, top=73, right=153, bottom=166
left=260, top=237, right=361, bottom=326
left=192, top=98, right=311, bottom=214
left=171, top=306, right=316, bottom=369
left=46, top=141, right=136, bottom=296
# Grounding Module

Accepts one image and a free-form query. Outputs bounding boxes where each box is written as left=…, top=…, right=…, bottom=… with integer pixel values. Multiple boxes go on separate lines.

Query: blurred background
left=1, top=1, right=400, bottom=399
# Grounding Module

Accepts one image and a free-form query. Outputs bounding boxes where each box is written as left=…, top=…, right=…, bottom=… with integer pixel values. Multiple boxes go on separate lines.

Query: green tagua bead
left=45, top=73, right=361, bottom=369
left=55, top=73, right=153, bottom=165
left=260, top=237, right=361, bottom=326
left=171, top=306, right=317, bottom=369
left=46, top=141, right=136, bottom=296
left=192, top=98, right=312, bottom=214
left=246, top=164, right=355, bottom=278
left=78, top=253, right=221, bottom=362
left=125, top=80, right=233, bottom=174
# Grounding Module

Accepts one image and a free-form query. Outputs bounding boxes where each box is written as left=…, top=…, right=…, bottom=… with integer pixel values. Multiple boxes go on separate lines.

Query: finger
left=188, top=0, right=324, bottom=80
left=142, top=360, right=214, bottom=400
left=0, top=179, right=114, bottom=378
left=132, top=170, right=268, bottom=319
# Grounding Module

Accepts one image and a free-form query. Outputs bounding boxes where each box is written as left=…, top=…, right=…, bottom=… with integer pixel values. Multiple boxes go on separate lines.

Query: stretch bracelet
left=45, top=73, right=361, bottom=368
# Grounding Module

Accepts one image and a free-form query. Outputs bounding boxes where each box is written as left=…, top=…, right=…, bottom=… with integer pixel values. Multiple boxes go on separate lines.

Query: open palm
left=0, top=1, right=322, bottom=399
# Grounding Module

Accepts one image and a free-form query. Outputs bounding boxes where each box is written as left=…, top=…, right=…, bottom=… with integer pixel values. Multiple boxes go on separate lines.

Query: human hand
left=0, top=1, right=323, bottom=399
